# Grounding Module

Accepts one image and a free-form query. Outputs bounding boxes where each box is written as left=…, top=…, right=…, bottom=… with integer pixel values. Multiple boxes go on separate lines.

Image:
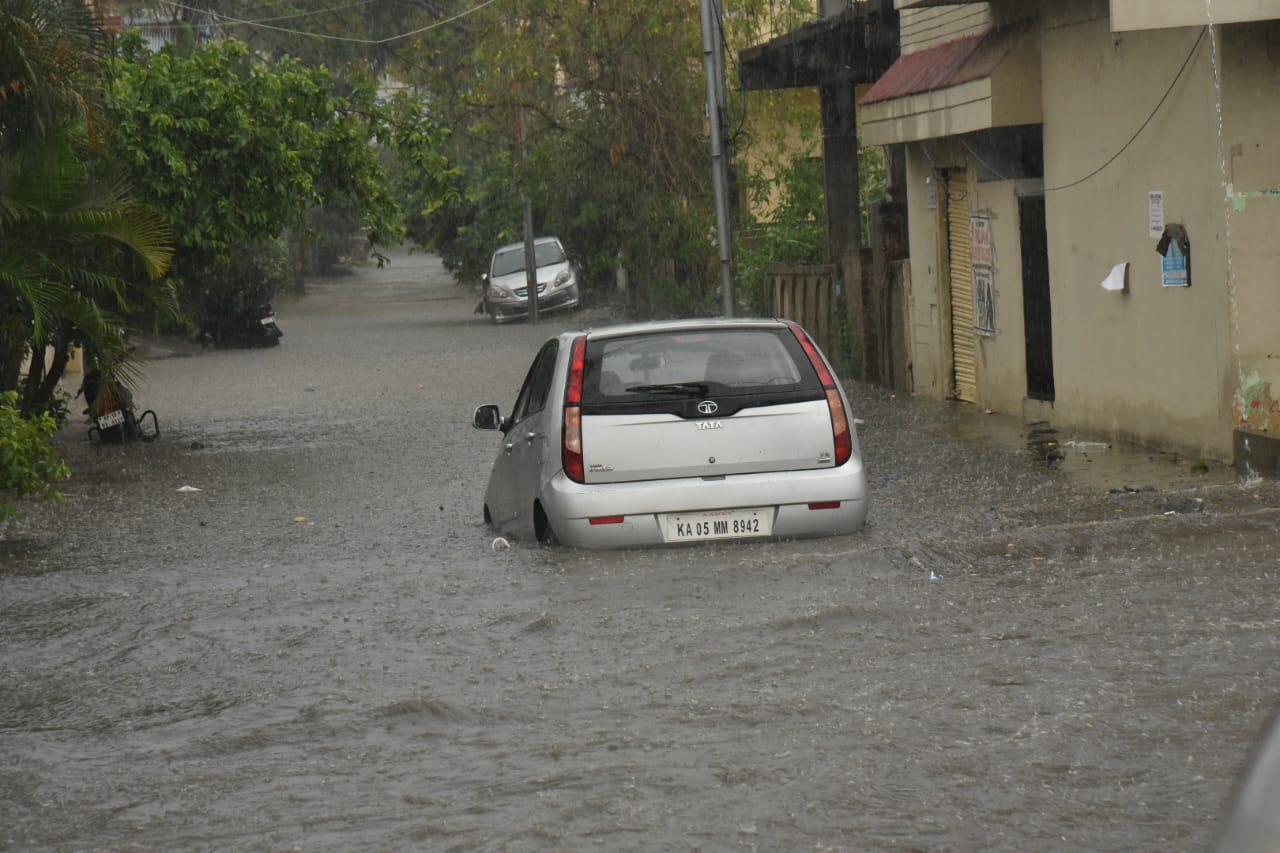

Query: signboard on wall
left=971, top=213, right=995, bottom=335
left=1148, top=191, right=1164, bottom=238
left=1157, top=224, right=1191, bottom=288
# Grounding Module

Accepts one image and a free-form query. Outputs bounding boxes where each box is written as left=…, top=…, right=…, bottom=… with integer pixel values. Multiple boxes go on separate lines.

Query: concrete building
left=853, top=0, right=1280, bottom=473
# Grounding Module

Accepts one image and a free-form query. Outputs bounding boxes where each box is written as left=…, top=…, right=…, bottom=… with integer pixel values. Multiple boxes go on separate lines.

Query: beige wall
left=904, top=146, right=945, bottom=396
left=1040, top=12, right=1235, bottom=457
left=972, top=182, right=1028, bottom=415
left=1111, top=0, right=1280, bottom=31
left=891, top=0, right=1279, bottom=461
left=902, top=142, right=1029, bottom=414
left=1219, top=23, right=1280, bottom=438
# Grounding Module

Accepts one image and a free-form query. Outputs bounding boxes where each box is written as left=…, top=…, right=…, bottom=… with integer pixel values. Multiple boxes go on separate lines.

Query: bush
left=735, top=155, right=828, bottom=316
left=0, top=391, right=70, bottom=521
left=185, top=239, right=290, bottom=342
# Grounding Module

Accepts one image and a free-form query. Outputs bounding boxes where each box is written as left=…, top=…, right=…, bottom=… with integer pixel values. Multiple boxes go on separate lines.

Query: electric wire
left=159, top=0, right=497, bottom=44
left=219, top=0, right=376, bottom=25
left=1045, top=26, right=1207, bottom=192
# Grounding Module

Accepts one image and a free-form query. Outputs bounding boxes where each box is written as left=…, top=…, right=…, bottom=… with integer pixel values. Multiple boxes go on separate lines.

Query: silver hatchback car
left=472, top=318, right=868, bottom=548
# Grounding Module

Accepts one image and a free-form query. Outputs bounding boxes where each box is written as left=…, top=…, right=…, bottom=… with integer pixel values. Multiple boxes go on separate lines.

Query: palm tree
left=0, top=0, right=175, bottom=416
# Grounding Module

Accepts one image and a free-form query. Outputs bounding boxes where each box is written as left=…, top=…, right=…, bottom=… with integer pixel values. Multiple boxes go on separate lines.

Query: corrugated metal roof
left=859, top=24, right=1028, bottom=106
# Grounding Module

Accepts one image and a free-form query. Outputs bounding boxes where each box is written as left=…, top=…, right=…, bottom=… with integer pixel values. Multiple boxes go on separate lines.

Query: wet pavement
left=2, top=247, right=1278, bottom=851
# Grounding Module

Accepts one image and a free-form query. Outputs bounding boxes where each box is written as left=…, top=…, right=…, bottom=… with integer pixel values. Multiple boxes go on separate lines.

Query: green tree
left=0, top=0, right=176, bottom=416
left=109, top=0, right=829, bottom=318
left=106, top=36, right=454, bottom=328
left=400, top=0, right=813, bottom=314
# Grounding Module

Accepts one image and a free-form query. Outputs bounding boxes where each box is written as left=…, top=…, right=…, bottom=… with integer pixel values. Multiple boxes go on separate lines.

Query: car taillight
left=788, top=321, right=853, bottom=466
left=563, top=335, right=587, bottom=482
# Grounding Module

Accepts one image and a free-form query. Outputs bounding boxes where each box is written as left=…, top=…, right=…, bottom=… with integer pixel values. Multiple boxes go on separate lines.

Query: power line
left=159, top=0, right=497, bottom=45
left=227, top=0, right=376, bottom=25
left=1046, top=27, right=1206, bottom=192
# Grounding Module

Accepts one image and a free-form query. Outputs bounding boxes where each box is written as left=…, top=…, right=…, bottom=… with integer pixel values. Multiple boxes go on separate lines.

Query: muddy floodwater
left=2, top=249, right=1277, bottom=852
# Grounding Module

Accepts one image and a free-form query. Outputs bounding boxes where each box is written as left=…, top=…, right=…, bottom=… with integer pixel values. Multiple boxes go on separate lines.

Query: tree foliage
left=108, top=37, right=400, bottom=257
left=0, top=0, right=176, bottom=420
left=0, top=390, right=69, bottom=520
left=107, top=0, right=862, bottom=319
left=105, top=35, right=456, bottom=326
left=398, top=0, right=815, bottom=314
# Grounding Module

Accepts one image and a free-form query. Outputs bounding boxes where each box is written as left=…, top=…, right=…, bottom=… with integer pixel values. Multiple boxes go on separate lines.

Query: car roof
left=557, top=317, right=792, bottom=343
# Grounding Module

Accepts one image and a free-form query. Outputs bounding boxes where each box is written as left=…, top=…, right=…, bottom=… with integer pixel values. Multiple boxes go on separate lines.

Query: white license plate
left=97, top=410, right=125, bottom=429
left=663, top=507, right=773, bottom=542
left=259, top=315, right=276, bottom=325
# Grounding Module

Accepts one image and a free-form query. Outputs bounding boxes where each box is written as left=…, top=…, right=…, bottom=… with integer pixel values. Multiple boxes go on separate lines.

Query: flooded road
left=2, top=249, right=1277, bottom=851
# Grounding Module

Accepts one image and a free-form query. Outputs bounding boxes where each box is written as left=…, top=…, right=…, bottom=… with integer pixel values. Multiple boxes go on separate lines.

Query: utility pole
left=700, top=0, right=735, bottom=317
left=516, top=103, right=540, bottom=324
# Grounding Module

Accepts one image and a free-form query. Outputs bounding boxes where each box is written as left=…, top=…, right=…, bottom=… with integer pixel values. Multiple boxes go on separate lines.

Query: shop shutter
left=947, top=176, right=977, bottom=403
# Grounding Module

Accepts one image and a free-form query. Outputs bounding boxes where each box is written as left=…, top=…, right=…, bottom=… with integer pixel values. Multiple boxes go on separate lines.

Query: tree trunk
left=0, top=321, right=28, bottom=394
left=17, top=331, right=72, bottom=417
left=288, top=227, right=307, bottom=294
left=20, top=345, right=46, bottom=417
left=35, top=339, right=73, bottom=415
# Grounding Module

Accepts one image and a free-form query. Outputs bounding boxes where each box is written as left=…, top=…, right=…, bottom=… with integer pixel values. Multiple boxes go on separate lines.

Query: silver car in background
left=482, top=236, right=580, bottom=324
left=472, top=318, right=868, bottom=548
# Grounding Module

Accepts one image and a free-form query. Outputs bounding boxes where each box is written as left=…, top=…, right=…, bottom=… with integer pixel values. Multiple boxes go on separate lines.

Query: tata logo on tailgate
left=696, top=421, right=723, bottom=431
left=696, top=400, right=718, bottom=415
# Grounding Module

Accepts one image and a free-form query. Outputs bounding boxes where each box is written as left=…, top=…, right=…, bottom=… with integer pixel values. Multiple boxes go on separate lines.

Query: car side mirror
left=472, top=404, right=505, bottom=432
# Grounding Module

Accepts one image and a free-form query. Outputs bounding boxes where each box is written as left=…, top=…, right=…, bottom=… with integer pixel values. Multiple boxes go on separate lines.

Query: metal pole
left=517, top=103, right=539, bottom=323
left=700, top=0, right=735, bottom=317
left=522, top=197, right=539, bottom=324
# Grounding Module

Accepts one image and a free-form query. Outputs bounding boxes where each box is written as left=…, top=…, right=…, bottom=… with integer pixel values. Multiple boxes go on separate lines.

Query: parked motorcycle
left=77, top=370, right=160, bottom=444
left=199, top=303, right=283, bottom=348
left=256, top=303, right=284, bottom=345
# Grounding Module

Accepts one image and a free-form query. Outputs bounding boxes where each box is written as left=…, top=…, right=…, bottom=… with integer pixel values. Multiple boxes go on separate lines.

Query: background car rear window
left=589, top=329, right=810, bottom=398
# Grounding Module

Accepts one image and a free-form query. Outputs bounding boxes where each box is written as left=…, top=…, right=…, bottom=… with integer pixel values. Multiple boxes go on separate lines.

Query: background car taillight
left=787, top=321, right=853, bottom=466
left=563, top=335, right=587, bottom=482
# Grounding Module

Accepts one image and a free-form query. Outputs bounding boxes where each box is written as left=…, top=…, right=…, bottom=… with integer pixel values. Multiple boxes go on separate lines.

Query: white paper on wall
left=1101, top=262, right=1129, bottom=292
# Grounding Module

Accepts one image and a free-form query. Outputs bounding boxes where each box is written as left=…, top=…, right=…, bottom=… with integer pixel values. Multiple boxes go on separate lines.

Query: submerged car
left=1215, top=709, right=1280, bottom=853
left=482, top=236, right=580, bottom=324
left=471, top=318, right=868, bottom=548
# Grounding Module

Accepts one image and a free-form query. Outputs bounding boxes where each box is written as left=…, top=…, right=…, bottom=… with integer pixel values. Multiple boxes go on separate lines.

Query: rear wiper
left=624, top=382, right=710, bottom=395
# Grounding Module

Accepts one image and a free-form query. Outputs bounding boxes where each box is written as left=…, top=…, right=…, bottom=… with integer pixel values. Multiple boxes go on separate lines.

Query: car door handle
left=502, top=442, right=515, bottom=454
left=524, top=431, right=539, bottom=444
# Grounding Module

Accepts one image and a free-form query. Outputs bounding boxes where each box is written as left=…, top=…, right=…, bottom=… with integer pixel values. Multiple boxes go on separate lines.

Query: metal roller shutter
left=947, top=176, right=977, bottom=403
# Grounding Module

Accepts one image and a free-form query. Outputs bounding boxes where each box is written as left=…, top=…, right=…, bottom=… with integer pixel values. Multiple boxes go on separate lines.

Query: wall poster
left=1148, top=191, right=1165, bottom=239
left=971, top=213, right=995, bottom=335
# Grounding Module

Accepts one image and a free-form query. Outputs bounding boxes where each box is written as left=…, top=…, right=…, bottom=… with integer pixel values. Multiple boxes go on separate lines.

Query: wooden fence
left=764, top=263, right=840, bottom=358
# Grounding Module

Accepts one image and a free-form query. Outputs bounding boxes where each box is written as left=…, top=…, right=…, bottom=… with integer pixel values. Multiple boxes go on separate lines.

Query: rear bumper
left=540, top=461, right=867, bottom=549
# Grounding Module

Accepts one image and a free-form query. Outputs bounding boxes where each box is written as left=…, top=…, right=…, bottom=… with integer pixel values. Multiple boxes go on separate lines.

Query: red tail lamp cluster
left=562, top=335, right=587, bottom=483
left=786, top=321, right=852, bottom=466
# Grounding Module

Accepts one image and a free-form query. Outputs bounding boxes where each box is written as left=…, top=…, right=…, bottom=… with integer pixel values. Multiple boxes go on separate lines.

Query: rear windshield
left=581, top=328, right=824, bottom=414
left=490, top=241, right=566, bottom=277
